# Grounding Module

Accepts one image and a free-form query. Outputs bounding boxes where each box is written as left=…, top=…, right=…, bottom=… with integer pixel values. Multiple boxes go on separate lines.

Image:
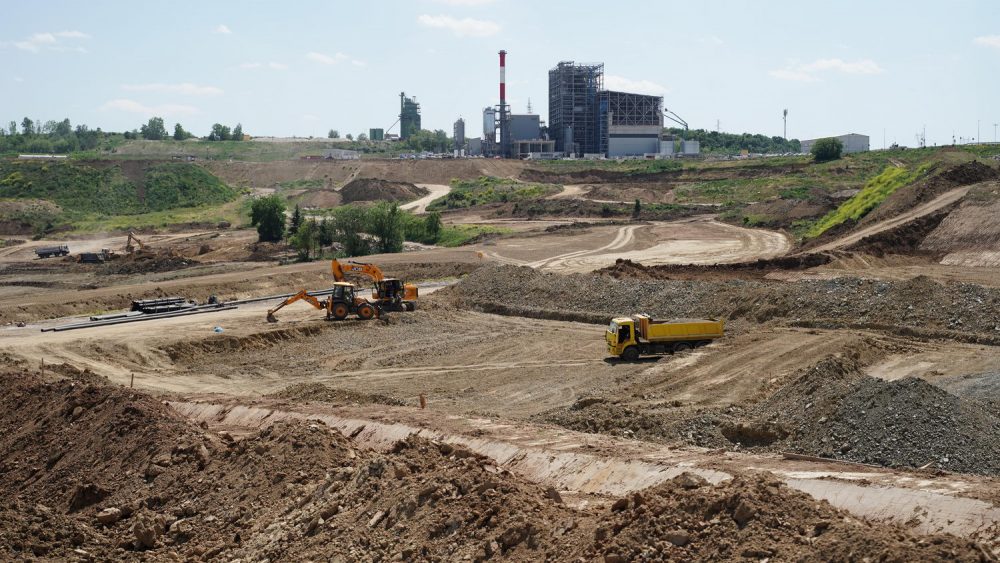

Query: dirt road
left=810, top=186, right=972, bottom=253
left=488, top=218, right=790, bottom=273
left=400, top=183, right=450, bottom=213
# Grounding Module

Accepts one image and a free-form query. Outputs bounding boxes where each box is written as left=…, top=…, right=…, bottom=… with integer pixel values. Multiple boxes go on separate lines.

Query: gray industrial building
left=800, top=133, right=869, bottom=154
left=600, top=90, right=663, bottom=157
left=453, top=118, right=466, bottom=150
left=509, top=114, right=540, bottom=141
left=548, top=61, right=666, bottom=158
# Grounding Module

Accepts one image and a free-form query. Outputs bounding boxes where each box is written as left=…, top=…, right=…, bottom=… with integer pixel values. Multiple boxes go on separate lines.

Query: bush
left=811, top=138, right=843, bottom=163
left=249, top=195, right=286, bottom=242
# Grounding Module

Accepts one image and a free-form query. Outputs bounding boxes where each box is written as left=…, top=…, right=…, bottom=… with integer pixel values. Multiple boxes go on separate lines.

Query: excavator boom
left=266, top=290, right=325, bottom=323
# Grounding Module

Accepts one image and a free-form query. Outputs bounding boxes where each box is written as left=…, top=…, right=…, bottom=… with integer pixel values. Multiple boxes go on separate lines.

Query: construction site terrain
left=2, top=152, right=1000, bottom=562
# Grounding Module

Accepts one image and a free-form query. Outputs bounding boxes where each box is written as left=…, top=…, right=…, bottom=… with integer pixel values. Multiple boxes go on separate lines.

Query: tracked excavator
left=124, top=231, right=145, bottom=254
left=266, top=283, right=377, bottom=323
left=331, top=259, right=417, bottom=312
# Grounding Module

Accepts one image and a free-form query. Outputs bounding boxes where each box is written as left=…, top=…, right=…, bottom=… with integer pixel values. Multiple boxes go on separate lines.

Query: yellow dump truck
left=606, top=314, right=724, bottom=360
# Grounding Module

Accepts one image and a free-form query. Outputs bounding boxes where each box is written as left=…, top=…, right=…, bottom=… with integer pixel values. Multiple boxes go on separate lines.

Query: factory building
left=599, top=90, right=663, bottom=157
left=453, top=118, right=466, bottom=150
left=800, top=133, right=869, bottom=154
left=399, top=92, right=421, bottom=140
left=548, top=61, right=604, bottom=156
left=369, top=128, right=384, bottom=141
left=548, top=61, right=665, bottom=158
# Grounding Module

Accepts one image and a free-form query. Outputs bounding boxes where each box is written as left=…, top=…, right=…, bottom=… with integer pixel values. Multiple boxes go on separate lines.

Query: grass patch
left=435, top=224, right=511, bottom=247
left=805, top=163, right=933, bottom=238
left=428, top=176, right=560, bottom=210
left=277, top=179, right=325, bottom=190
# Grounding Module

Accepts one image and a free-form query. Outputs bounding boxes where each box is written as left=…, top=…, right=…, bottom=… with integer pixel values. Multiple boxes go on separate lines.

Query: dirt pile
left=859, top=160, right=998, bottom=228
left=590, top=472, right=986, bottom=562
left=0, top=368, right=991, bottom=561
left=98, top=252, right=197, bottom=275
left=735, top=356, right=1000, bottom=474
left=269, top=382, right=405, bottom=407
left=340, top=178, right=428, bottom=204
left=449, top=265, right=1000, bottom=341
left=846, top=210, right=952, bottom=257
left=599, top=255, right=833, bottom=281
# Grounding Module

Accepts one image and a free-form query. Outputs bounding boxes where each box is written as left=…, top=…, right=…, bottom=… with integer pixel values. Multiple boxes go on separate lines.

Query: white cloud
left=12, top=30, right=89, bottom=52
left=306, top=51, right=347, bottom=65
left=767, top=69, right=819, bottom=82
left=434, top=0, right=496, bottom=5
left=416, top=14, right=500, bottom=37
left=214, top=24, right=232, bottom=35
left=799, top=58, right=883, bottom=74
left=121, top=82, right=224, bottom=96
left=306, top=51, right=363, bottom=66
left=974, top=35, right=1000, bottom=49
left=699, top=35, right=725, bottom=46
left=302, top=114, right=319, bottom=121
left=769, top=57, right=883, bottom=81
left=13, top=76, right=24, bottom=83
left=239, top=61, right=287, bottom=70
left=604, top=75, right=670, bottom=96
left=100, top=99, right=199, bottom=116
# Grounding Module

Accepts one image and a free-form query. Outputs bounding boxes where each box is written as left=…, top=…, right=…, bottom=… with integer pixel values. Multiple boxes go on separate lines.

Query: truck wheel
left=621, top=346, right=640, bottom=361
left=357, top=304, right=375, bottom=320
left=332, top=303, right=349, bottom=320
left=673, top=342, right=692, bottom=353
left=405, top=302, right=415, bottom=312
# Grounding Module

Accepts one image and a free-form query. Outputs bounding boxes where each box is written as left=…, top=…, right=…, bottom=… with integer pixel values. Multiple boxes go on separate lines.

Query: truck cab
left=606, top=317, right=637, bottom=358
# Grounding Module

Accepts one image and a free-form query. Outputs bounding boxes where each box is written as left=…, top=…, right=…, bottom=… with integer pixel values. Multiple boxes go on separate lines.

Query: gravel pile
left=450, top=265, right=1000, bottom=339
left=738, top=356, right=1000, bottom=475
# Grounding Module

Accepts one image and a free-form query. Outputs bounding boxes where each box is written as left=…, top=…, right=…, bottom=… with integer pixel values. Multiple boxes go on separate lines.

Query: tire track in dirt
left=810, top=186, right=972, bottom=253
left=400, top=184, right=450, bottom=214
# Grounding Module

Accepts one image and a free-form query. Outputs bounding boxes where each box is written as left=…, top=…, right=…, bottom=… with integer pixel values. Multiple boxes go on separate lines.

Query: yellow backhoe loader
left=266, top=282, right=377, bottom=323
left=330, top=259, right=417, bottom=312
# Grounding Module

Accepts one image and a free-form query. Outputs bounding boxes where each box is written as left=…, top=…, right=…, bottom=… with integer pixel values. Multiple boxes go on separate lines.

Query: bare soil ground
left=3, top=157, right=1000, bottom=560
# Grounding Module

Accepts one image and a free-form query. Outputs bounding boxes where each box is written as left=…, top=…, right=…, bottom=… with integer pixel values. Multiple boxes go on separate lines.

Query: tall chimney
left=499, top=50, right=506, bottom=104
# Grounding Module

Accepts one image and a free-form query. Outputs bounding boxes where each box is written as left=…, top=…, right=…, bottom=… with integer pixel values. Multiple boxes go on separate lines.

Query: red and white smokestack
left=499, top=50, right=506, bottom=104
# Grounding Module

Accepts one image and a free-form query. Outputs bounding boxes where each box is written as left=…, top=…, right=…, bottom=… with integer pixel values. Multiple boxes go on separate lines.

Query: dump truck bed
left=635, top=313, right=724, bottom=342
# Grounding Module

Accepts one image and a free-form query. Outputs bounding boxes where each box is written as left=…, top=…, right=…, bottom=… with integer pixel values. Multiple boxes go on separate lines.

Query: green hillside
left=0, top=159, right=237, bottom=234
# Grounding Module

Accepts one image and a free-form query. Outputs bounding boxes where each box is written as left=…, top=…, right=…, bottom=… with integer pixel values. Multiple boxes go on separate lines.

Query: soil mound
left=269, top=382, right=405, bottom=407
left=450, top=265, right=1000, bottom=341
left=737, top=356, right=1000, bottom=474
left=591, top=472, right=986, bottom=562
left=98, top=252, right=197, bottom=275
left=0, top=369, right=990, bottom=561
left=599, top=255, right=833, bottom=281
left=340, top=178, right=428, bottom=204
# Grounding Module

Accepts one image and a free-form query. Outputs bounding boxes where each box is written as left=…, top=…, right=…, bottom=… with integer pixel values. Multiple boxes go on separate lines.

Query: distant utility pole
left=783, top=109, right=788, bottom=140
left=994, top=123, right=998, bottom=143
left=977, top=120, right=980, bottom=145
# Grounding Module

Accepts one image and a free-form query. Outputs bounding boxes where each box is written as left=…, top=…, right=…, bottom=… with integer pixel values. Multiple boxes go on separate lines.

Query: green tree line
left=664, top=127, right=801, bottom=155
left=250, top=196, right=444, bottom=261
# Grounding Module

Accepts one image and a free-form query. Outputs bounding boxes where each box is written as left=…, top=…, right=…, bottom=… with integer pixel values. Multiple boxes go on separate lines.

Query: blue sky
left=2, top=0, right=997, bottom=146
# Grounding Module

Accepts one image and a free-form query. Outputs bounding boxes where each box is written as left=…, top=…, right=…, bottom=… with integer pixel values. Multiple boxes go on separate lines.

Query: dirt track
left=400, top=183, right=450, bottom=213
left=810, top=186, right=973, bottom=253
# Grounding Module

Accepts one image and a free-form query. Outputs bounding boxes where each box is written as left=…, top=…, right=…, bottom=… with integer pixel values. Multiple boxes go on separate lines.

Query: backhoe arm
left=266, top=290, right=325, bottom=322
left=331, top=259, right=384, bottom=282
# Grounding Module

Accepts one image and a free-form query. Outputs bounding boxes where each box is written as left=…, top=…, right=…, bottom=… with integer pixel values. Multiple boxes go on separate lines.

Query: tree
left=367, top=202, right=404, bottom=254
left=288, top=204, right=303, bottom=237
left=345, top=133, right=354, bottom=141
left=140, top=117, right=167, bottom=140
left=249, top=195, right=286, bottom=242
left=330, top=205, right=370, bottom=256
left=328, top=129, right=339, bottom=139
left=232, top=123, right=243, bottom=141
left=55, top=118, right=72, bottom=137
left=208, top=123, right=232, bottom=141
left=633, top=199, right=642, bottom=218
left=810, top=137, right=843, bottom=163
left=291, top=219, right=319, bottom=260
left=318, top=217, right=335, bottom=249
left=425, top=211, right=443, bottom=242
left=357, top=133, right=368, bottom=142
left=7, top=122, right=16, bottom=136
left=173, top=123, right=191, bottom=140
left=21, top=117, right=34, bottom=136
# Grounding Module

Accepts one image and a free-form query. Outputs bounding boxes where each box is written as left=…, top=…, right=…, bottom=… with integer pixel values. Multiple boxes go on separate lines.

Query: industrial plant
left=381, top=50, right=700, bottom=160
